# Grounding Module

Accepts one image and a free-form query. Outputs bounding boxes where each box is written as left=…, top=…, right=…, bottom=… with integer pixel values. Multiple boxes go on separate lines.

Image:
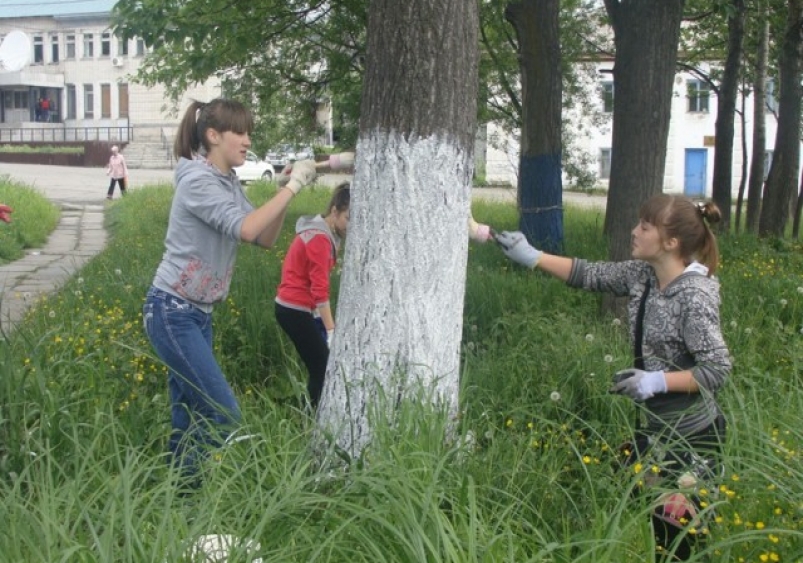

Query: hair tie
left=696, top=202, right=706, bottom=219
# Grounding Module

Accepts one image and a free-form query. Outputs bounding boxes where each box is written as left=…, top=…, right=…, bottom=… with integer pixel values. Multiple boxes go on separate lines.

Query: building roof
left=0, top=0, right=116, bottom=19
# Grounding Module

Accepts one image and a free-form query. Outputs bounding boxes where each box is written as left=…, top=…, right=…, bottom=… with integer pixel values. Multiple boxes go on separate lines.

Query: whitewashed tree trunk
left=315, top=0, right=480, bottom=461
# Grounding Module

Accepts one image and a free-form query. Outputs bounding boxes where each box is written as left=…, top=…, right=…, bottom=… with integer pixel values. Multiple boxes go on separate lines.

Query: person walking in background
left=142, top=98, right=317, bottom=485
left=496, top=194, right=731, bottom=561
left=41, top=97, right=50, bottom=122
left=275, top=182, right=350, bottom=410
left=105, top=145, right=129, bottom=200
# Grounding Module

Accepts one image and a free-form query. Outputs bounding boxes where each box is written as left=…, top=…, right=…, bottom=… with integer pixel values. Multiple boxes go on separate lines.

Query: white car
left=234, top=151, right=275, bottom=183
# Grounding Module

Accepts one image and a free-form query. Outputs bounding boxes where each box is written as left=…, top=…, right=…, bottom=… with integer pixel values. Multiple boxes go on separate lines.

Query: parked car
left=264, top=144, right=315, bottom=171
left=234, top=151, right=275, bottom=183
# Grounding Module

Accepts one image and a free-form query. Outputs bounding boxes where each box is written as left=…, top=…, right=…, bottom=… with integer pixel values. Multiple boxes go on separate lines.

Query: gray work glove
left=495, top=231, right=543, bottom=269
left=610, top=368, right=667, bottom=402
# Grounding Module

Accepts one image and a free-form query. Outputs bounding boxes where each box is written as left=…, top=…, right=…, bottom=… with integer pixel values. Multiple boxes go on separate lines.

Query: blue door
left=684, top=149, right=707, bottom=197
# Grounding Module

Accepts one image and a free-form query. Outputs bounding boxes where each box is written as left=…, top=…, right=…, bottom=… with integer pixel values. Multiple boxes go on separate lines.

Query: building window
left=764, top=150, right=773, bottom=180
left=51, top=34, right=59, bottom=63
left=83, top=33, right=94, bottom=58
left=66, top=34, right=75, bottom=58
left=101, top=84, right=111, bottom=118
left=33, top=35, right=44, bottom=63
left=687, top=79, right=709, bottom=113
left=84, top=84, right=94, bottom=118
left=135, top=38, right=145, bottom=57
left=766, top=78, right=778, bottom=113
left=66, top=84, right=76, bottom=119
left=599, top=148, right=612, bottom=179
left=13, top=91, right=28, bottom=109
left=101, top=32, right=111, bottom=57
left=118, top=83, right=129, bottom=118
left=601, top=82, right=614, bottom=113
left=117, top=35, right=128, bottom=56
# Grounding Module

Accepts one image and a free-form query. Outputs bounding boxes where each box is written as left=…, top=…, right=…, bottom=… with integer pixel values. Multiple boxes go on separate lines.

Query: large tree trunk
left=315, top=0, right=479, bottom=461
left=505, top=0, right=563, bottom=253
left=745, top=8, right=769, bottom=234
left=712, top=0, right=745, bottom=232
left=759, top=0, right=803, bottom=237
left=602, top=0, right=685, bottom=261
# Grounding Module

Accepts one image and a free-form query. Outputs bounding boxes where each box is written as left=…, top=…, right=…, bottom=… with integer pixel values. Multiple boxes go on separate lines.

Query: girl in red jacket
left=275, top=183, right=350, bottom=409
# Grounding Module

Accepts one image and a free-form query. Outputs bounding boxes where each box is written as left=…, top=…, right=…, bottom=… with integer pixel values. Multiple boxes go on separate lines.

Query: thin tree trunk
left=735, top=80, right=748, bottom=233
left=746, top=7, right=769, bottom=234
left=712, top=0, right=745, bottom=232
left=315, top=0, right=480, bottom=461
left=505, top=0, right=563, bottom=253
left=759, top=0, right=803, bottom=237
left=793, top=167, right=803, bottom=237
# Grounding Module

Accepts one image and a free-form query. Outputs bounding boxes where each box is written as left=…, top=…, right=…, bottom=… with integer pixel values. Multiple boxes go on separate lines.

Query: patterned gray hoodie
left=567, top=259, right=731, bottom=437
left=152, top=157, right=254, bottom=309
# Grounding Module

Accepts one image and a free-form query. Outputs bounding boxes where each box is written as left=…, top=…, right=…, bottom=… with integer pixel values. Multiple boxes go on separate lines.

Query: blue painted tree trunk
left=518, top=153, right=563, bottom=253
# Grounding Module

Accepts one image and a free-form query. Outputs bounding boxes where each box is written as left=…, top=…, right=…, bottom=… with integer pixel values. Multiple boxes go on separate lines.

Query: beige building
left=0, top=0, right=220, bottom=165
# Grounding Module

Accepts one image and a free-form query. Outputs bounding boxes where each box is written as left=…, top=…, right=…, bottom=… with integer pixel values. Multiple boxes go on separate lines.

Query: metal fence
left=0, top=126, right=133, bottom=143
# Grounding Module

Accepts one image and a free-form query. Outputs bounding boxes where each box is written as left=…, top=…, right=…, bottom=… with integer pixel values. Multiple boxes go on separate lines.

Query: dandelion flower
left=550, top=391, right=561, bottom=402
left=115, top=268, right=123, bottom=276
left=585, top=334, right=594, bottom=342
left=780, top=299, right=788, bottom=307
left=612, top=318, right=622, bottom=326
left=729, top=320, right=737, bottom=329
left=77, top=277, right=84, bottom=284
left=604, top=354, right=614, bottom=363
left=744, top=328, right=752, bottom=335
left=797, top=286, right=803, bottom=294
left=48, top=310, right=56, bottom=318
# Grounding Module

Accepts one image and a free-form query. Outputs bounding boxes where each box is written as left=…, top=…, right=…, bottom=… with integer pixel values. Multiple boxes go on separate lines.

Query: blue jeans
left=143, top=287, right=241, bottom=479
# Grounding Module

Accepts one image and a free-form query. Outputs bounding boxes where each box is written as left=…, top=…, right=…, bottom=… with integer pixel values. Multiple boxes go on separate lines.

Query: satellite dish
left=0, top=30, right=32, bottom=72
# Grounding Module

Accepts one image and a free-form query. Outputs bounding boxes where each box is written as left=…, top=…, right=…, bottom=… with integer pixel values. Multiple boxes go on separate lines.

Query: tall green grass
left=0, top=183, right=801, bottom=562
left=0, top=177, right=60, bottom=263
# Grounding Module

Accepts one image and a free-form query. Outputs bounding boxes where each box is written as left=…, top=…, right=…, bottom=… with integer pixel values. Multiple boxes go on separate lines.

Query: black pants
left=275, top=303, right=328, bottom=408
left=107, top=177, right=127, bottom=197
left=624, top=415, right=726, bottom=561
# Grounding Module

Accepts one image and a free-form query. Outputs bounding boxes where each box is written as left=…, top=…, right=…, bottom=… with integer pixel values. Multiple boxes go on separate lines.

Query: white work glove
left=494, top=231, right=543, bottom=269
left=326, top=329, right=334, bottom=349
left=284, top=159, right=318, bottom=194
left=610, top=368, right=667, bottom=402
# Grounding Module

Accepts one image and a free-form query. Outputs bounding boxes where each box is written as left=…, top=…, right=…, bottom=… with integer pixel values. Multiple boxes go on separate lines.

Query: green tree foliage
left=112, top=0, right=367, bottom=151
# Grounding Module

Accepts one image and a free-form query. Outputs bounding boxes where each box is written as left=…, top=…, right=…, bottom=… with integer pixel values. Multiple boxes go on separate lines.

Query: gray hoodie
left=152, top=157, right=253, bottom=309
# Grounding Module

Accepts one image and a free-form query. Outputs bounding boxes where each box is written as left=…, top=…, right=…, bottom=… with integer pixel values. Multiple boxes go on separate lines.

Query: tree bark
left=315, top=0, right=479, bottom=461
left=712, top=0, right=745, bottom=232
left=759, top=0, right=803, bottom=237
left=505, top=0, right=563, bottom=253
left=602, top=0, right=686, bottom=262
left=745, top=7, right=769, bottom=234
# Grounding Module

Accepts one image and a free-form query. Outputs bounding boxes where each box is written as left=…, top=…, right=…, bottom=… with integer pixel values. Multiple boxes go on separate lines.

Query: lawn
left=0, top=182, right=801, bottom=562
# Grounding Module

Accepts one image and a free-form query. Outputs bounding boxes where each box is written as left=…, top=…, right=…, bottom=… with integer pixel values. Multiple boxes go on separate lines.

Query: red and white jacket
left=275, top=214, right=340, bottom=312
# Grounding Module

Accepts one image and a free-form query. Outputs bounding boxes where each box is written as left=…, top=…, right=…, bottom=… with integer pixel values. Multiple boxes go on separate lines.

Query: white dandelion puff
left=77, top=277, right=84, bottom=284
left=729, top=320, right=737, bottom=329
left=550, top=391, right=561, bottom=402
left=48, top=310, right=56, bottom=318
left=604, top=354, right=614, bottom=363
left=585, top=334, right=594, bottom=342
left=744, top=328, right=752, bottom=335
left=115, top=268, right=122, bottom=276
left=612, top=318, right=622, bottom=327
left=780, top=299, right=788, bottom=307
left=797, top=286, right=803, bottom=294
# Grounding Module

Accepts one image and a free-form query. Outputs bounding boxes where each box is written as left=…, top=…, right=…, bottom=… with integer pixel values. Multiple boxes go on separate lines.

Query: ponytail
left=695, top=201, right=721, bottom=276
left=173, top=98, right=253, bottom=161
left=173, top=100, right=205, bottom=160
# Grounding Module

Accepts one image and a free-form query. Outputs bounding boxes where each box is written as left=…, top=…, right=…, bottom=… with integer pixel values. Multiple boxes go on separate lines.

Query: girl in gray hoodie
left=143, top=98, right=317, bottom=484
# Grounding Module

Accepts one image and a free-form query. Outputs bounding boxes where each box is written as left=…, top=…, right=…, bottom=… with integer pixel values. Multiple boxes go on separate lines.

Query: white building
left=0, top=0, right=220, bottom=158
left=486, top=61, right=788, bottom=199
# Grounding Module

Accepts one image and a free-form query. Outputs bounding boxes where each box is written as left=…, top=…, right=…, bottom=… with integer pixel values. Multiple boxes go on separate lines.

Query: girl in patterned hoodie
left=275, top=183, right=350, bottom=410
left=143, top=98, right=317, bottom=483
left=496, top=194, right=731, bottom=560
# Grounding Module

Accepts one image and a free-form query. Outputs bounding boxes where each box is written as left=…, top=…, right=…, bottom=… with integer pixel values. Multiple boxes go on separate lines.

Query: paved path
left=0, top=162, right=605, bottom=334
